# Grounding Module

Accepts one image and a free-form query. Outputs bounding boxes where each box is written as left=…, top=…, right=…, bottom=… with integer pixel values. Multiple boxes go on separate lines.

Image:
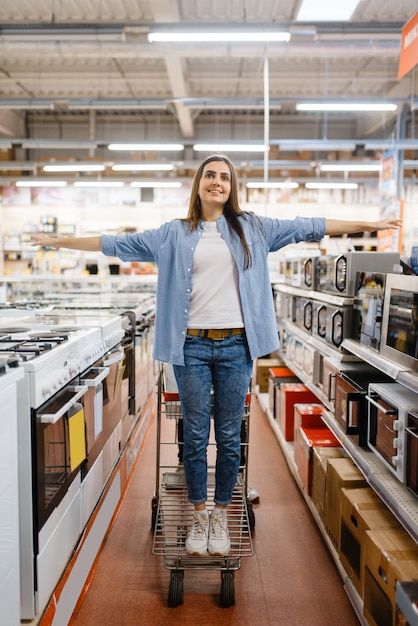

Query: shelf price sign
left=398, top=12, right=418, bottom=79
left=378, top=149, right=403, bottom=253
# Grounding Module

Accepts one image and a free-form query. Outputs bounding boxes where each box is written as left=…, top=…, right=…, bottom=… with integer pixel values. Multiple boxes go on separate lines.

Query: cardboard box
left=311, top=446, right=346, bottom=521
left=268, top=366, right=298, bottom=416
left=364, top=528, right=418, bottom=626
left=293, top=403, right=324, bottom=440
left=339, top=487, right=401, bottom=597
left=294, top=426, right=341, bottom=495
left=256, top=358, right=284, bottom=393
left=279, top=383, right=319, bottom=441
left=325, top=457, right=367, bottom=550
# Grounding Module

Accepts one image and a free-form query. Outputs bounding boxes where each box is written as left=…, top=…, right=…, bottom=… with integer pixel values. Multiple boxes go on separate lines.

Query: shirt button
left=187, top=288, right=190, bottom=293
left=184, top=309, right=187, bottom=313
left=191, top=247, right=194, bottom=251
left=187, top=268, right=191, bottom=272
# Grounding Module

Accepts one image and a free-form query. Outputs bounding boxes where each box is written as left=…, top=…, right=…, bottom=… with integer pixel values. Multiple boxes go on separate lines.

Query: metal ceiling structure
left=1, top=0, right=418, bottom=184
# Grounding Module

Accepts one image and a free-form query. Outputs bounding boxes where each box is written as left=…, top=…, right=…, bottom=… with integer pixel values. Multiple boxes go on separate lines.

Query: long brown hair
left=185, top=154, right=254, bottom=269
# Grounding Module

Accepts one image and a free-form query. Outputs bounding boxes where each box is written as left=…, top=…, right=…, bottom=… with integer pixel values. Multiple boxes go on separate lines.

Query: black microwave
left=380, top=274, right=418, bottom=371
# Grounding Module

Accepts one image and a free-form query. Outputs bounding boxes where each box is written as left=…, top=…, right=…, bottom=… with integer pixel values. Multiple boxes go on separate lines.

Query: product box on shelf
left=325, top=457, right=367, bottom=550
left=268, top=366, right=299, bottom=417
left=339, top=487, right=402, bottom=598
left=293, top=403, right=324, bottom=440
left=311, top=447, right=346, bottom=522
left=396, top=580, right=418, bottom=626
left=363, top=528, right=418, bottom=626
left=279, top=383, right=319, bottom=441
left=255, top=357, right=284, bottom=393
left=294, top=426, right=341, bottom=496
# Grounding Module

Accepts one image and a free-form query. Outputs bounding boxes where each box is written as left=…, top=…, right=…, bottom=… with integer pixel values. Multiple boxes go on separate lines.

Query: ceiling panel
left=0, top=0, right=417, bottom=180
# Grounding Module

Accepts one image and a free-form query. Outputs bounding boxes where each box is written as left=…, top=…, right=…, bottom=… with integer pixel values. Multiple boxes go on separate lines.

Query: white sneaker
left=185, top=509, right=209, bottom=556
left=208, top=507, right=230, bottom=556
left=247, top=486, right=260, bottom=503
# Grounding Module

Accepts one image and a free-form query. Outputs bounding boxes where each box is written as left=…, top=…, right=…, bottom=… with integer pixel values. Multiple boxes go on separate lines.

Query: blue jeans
left=173, top=333, right=253, bottom=506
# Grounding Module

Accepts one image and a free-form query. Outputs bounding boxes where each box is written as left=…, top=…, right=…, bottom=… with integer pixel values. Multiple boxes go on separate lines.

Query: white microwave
left=380, top=273, right=418, bottom=372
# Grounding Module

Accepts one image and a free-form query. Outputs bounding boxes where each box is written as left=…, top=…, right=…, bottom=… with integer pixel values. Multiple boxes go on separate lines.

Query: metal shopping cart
left=151, top=363, right=255, bottom=608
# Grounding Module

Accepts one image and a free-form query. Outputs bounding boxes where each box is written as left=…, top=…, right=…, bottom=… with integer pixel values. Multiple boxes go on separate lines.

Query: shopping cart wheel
left=151, top=495, right=158, bottom=530
left=168, top=570, right=184, bottom=607
left=247, top=500, right=255, bottom=531
left=220, top=571, right=235, bottom=608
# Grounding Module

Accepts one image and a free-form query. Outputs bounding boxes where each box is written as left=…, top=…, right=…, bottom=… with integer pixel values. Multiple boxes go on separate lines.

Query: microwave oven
left=367, top=382, right=418, bottom=482
left=315, top=251, right=400, bottom=297
left=290, top=254, right=320, bottom=290
left=380, top=273, right=418, bottom=371
left=353, top=272, right=387, bottom=351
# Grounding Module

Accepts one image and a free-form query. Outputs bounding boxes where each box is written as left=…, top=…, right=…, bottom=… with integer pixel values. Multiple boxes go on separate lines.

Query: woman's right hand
left=29, top=234, right=60, bottom=248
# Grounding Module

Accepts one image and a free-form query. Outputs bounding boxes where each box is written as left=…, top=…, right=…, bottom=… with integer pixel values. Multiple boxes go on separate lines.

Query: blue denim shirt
left=101, top=213, right=326, bottom=365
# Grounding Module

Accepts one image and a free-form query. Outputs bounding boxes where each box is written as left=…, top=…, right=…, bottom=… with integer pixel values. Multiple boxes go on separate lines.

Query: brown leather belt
left=186, top=328, right=245, bottom=340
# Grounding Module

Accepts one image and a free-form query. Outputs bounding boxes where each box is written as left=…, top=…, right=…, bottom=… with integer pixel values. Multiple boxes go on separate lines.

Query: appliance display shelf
left=321, top=409, right=418, bottom=544
left=273, top=282, right=354, bottom=307
left=342, top=339, right=418, bottom=393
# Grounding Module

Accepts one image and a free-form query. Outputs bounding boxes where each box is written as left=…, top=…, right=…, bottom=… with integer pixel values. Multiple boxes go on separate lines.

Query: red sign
left=398, top=12, right=418, bottom=79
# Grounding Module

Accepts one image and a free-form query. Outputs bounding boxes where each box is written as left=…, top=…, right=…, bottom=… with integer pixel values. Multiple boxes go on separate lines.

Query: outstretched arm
left=29, top=234, right=102, bottom=251
left=325, top=217, right=402, bottom=236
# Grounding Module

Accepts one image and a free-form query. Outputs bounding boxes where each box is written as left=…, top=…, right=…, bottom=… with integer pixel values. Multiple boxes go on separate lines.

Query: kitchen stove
left=0, top=321, right=105, bottom=408
left=0, top=353, right=24, bottom=625
left=0, top=313, right=127, bottom=620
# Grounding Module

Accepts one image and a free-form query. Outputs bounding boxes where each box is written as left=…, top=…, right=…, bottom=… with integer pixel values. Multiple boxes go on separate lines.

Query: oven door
left=326, top=306, right=353, bottom=349
left=335, top=373, right=367, bottom=445
left=321, top=357, right=339, bottom=406
left=367, top=389, right=405, bottom=481
left=79, top=367, right=109, bottom=472
left=35, top=384, right=88, bottom=530
left=406, top=411, right=418, bottom=498
left=302, top=256, right=316, bottom=290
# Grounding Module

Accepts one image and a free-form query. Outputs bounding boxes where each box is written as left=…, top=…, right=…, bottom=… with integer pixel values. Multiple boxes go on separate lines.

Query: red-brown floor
left=70, top=395, right=360, bottom=626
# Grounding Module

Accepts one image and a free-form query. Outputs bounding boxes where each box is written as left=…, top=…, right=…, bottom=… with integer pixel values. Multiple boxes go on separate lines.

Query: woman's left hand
left=376, top=217, right=403, bottom=231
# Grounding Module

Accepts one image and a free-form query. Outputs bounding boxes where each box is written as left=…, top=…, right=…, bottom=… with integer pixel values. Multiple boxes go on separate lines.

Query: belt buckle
left=211, top=329, right=225, bottom=340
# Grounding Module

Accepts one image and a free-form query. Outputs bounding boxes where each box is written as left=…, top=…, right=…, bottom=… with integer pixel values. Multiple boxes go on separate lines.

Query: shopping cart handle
left=164, top=391, right=180, bottom=402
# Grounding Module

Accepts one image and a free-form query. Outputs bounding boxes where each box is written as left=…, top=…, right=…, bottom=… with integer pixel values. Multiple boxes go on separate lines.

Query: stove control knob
left=391, top=454, right=400, bottom=467
left=68, top=359, right=80, bottom=375
left=42, top=379, right=54, bottom=397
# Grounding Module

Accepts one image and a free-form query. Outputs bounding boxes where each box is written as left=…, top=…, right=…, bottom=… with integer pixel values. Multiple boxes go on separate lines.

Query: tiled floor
left=71, top=395, right=360, bottom=626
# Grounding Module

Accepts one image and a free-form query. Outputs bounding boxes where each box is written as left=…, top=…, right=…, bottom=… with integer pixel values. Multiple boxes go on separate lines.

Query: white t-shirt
left=187, top=221, right=244, bottom=328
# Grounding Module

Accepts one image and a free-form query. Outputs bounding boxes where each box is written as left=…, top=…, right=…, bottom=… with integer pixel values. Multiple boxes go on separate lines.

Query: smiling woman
left=29, top=153, right=402, bottom=558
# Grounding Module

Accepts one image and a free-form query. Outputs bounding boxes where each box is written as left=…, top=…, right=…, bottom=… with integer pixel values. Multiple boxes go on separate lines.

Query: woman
left=30, top=154, right=402, bottom=557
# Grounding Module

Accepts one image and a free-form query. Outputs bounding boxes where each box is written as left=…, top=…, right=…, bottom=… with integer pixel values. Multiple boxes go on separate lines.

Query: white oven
left=367, top=382, right=418, bottom=482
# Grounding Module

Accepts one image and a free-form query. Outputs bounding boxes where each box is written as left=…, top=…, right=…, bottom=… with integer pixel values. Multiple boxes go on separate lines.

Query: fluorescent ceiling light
left=364, top=140, right=418, bottom=151
left=148, top=32, right=290, bottom=43
left=108, top=143, right=184, bottom=151
left=193, top=143, right=268, bottom=152
left=74, top=181, right=125, bottom=188
left=305, top=182, right=358, bottom=189
left=130, top=181, right=182, bottom=188
left=278, top=141, right=356, bottom=152
left=246, top=182, right=299, bottom=189
left=296, top=103, right=397, bottom=112
left=296, top=0, right=361, bottom=21
left=320, top=163, right=381, bottom=172
left=43, top=164, right=105, bottom=172
left=16, top=180, right=67, bottom=187
left=112, top=163, right=174, bottom=172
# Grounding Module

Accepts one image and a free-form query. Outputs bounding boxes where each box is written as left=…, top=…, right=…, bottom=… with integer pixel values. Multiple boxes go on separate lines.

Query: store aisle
left=71, top=395, right=359, bottom=626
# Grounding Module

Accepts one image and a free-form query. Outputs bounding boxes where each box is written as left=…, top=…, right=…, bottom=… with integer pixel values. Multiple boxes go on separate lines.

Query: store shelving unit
left=268, top=278, right=418, bottom=625
left=257, top=390, right=368, bottom=626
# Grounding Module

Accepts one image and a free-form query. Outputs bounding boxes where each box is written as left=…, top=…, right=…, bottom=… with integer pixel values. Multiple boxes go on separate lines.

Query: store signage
left=378, top=149, right=403, bottom=253
left=398, top=12, right=418, bottom=79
